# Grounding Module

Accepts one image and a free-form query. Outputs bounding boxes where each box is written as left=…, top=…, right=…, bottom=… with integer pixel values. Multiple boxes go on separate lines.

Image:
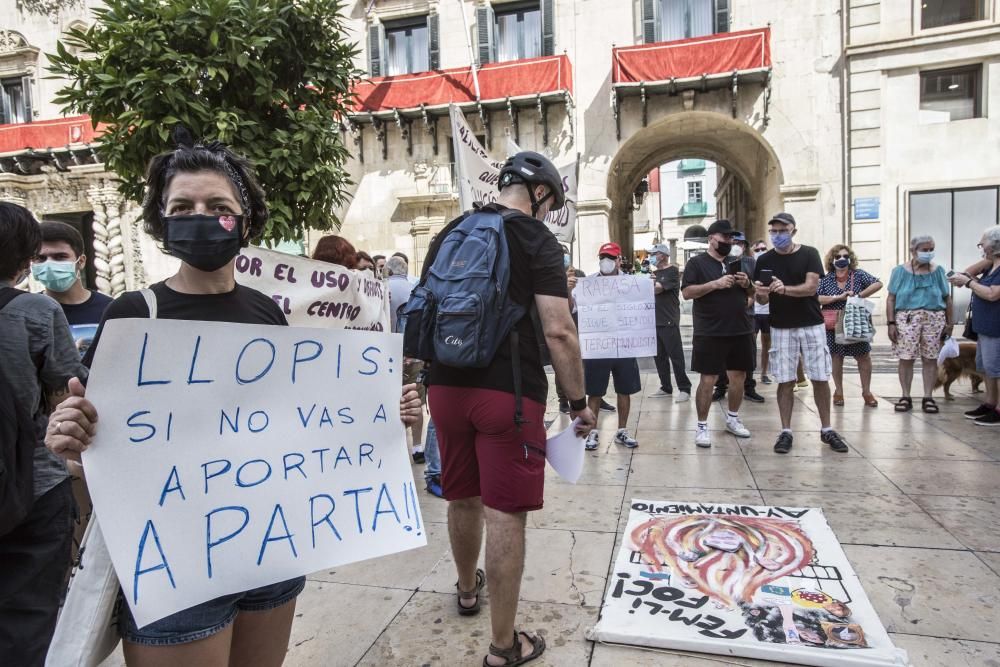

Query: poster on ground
left=234, top=246, right=389, bottom=331
left=589, top=500, right=909, bottom=667
left=83, top=319, right=425, bottom=627
left=574, top=275, right=656, bottom=359
left=449, top=104, right=578, bottom=243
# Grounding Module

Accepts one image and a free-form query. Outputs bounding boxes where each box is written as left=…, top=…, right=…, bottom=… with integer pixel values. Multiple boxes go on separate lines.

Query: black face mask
left=163, top=214, right=245, bottom=272
left=715, top=241, right=733, bottom=257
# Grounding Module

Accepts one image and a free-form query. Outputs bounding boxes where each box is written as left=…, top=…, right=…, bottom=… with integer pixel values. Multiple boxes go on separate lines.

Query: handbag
left=963, top=303, right=978, bottom=341
left=45, top=516, right=121, bottom=667
left=822, top=308, right=839, bottom=331
left=835, top=273, right=876, bottom=345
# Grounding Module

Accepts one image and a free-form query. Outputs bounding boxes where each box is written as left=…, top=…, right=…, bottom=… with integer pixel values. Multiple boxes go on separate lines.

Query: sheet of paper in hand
left=574, top=275, right=656, bottom=359
left=235, top=247, right=389, bottom=331
left=83, top=319, right=425, bottom=628
left=589, top=500, right=909, bottom=667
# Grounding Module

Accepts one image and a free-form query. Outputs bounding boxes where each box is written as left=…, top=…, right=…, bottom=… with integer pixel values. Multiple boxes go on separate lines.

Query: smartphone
left=946, top=270, right=955, bottom=278
left=759, top=269, right=774, bottom=286
left=727, top=261, right=740, bottom=276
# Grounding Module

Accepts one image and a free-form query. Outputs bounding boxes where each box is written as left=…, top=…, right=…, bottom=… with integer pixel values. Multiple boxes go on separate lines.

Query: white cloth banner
left=82, top=319, right=425, bottom=628
left=589, top=500, right=909, bottom=667
left=234, top=246, right=389, bottom=331
left=574, top=275, right=656, bottom=359
left=448, top=104, right=578, bottom=243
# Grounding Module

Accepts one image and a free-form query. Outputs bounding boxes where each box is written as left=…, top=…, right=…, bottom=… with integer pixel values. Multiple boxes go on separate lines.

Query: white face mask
left=599, top=258, right=616, bottom=275
left=729, top=245, right=744, bottom=258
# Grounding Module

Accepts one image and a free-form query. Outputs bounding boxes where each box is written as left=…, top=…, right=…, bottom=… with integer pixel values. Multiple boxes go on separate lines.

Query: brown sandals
left=862, top=392, right=878, bottom=407
left=457, top=568, right=486, bottom=616
left=483, top=630, right=546, bottom=666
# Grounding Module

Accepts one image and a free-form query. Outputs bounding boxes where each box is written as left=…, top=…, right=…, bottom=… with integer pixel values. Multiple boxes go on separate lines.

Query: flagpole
left=459, top=0, right=482, bottom=100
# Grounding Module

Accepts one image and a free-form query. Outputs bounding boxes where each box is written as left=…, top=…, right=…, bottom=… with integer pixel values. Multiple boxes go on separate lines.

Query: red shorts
left=427, top=386, right=547, bottom=513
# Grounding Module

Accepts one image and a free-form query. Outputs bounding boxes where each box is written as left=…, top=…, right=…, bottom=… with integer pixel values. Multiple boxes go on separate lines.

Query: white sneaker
left=726, top=417, right=752, bottom=438
left=614, top=429, right=639, bottom=448
left=585, top=430, right=599, bottom=450
left=674, top=391, right=691, bottom=404
left=649, top=388, right=672, bottom=398
left=695, top=428, right=712, bottom=448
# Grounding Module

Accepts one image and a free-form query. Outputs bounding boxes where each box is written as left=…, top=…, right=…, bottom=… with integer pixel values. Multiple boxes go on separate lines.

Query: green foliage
left=49, top=0, right=361, bottom=243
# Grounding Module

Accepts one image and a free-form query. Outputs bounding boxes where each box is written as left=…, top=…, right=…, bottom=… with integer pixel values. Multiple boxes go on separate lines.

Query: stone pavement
left=102, top=369, right=1000, bottom=666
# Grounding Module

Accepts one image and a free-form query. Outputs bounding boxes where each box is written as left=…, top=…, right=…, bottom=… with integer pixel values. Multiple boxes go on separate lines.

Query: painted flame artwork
left=629, top=516, right=815, bottom=609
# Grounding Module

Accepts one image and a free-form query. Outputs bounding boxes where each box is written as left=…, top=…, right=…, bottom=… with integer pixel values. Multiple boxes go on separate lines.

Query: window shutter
left=715, top=0, right=729, bottom=33
left=476, top=4, right=494, bottom=66
left=368, top=23, right=382, bottom=76
left=21, top=76, right=32, bottom=121
left=541, top=0, right=555, bottom=56
left=428, top=13, right=440, bottom=70
left=641, top=0, right=659, bottom=44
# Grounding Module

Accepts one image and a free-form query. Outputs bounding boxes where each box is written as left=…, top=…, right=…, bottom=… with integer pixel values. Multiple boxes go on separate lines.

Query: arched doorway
left=606, top=111, right=784, bottom=257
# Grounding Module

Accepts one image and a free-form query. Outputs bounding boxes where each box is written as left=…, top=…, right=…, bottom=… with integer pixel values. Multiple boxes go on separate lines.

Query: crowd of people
left=1, top=134, right=999, bottom=667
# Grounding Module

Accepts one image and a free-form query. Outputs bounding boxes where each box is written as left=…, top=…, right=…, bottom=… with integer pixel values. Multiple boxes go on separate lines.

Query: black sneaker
left=774, top=431, right=793, bottom=454
left=600, top=399, right=617, bottom=413
left=974, top=410, right=1000, bottom=427
left=558, top=400, right=570, bottom=414
left=712, top=388, right=727, bottom=402
left=412, top=450, right=426, bottom=464
left=744, top=389, right=765, bottom=403
left=965, top=404, right=996, bottom=419
left=821, top=429, right=849, bottom=453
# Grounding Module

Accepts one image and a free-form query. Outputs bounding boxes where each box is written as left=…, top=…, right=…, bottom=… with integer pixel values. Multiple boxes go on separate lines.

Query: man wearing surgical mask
left=33, top=222, right=113, bottom=358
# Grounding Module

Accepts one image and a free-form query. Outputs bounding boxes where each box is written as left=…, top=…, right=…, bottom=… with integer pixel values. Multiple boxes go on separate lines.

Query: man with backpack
left=0, top=203, right=86, bottom=665
left=408, top=151, right=595, bottom=667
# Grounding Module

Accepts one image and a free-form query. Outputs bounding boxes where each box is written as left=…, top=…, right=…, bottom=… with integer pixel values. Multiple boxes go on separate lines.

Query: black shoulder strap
left=0, top=287, right=25, bottom=311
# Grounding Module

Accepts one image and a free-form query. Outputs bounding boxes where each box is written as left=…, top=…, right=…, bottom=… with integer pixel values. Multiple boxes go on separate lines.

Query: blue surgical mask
left=31, top=260, right=79, bottom=292
left=770, top=231, right=793, bottom=250
left=833, top=258, right=850, bottom=270
left=916, top=251, right=935, bottom=264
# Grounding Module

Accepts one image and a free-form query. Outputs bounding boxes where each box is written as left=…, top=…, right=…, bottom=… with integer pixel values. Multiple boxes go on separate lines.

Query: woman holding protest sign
left=44, top=129, right=423, bottom=666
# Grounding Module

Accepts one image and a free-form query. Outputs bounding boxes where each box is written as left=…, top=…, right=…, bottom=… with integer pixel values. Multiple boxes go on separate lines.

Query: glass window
left=384, top=18, right=429, bottom=75
left=0, top=78, right=27, bottom=125
left=921, top=0, right=984, bottom=29
left=660, top=0, right=716, bottom=41
left=688, top=181, right=703, bottom=203
left=495, top=3, right=541, bottom=62
left=920, top=66, right=981, bottom=122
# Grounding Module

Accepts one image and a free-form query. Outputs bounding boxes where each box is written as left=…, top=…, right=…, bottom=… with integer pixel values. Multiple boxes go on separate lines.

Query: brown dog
left=937, top=341, right=984, bottom=400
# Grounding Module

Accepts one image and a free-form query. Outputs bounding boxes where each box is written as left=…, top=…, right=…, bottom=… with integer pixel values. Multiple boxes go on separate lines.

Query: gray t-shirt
left=387, top=275, right=415, bottom=332
left=0, top=289, right=88, bottom=498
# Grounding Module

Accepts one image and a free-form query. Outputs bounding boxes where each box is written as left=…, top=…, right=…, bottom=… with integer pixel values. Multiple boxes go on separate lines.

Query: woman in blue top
left=949, top=227, right=1000, bottom=426
left=818, top=244, right=883, bottom=408
left=885, top=236, right=954, bottom=414
left=886, top=235, right=953, bottom=413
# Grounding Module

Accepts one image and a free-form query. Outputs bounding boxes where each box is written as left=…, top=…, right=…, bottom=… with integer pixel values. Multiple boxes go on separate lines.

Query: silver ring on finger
left=55, top=421, right=63, bottom=434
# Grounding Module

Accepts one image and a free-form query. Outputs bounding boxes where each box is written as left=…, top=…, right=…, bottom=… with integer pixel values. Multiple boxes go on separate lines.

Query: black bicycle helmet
left=498, top=151, right=565, bottom=218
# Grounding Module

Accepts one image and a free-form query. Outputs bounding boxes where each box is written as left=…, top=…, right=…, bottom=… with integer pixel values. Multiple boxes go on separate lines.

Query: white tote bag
left=45, top=516, right=121, bottom=667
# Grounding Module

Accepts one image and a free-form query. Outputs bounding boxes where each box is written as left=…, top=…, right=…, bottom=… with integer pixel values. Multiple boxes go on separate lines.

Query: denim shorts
left=118, top=576, right=305, bottom=646
left=977, top=334, right=1000, bottom=377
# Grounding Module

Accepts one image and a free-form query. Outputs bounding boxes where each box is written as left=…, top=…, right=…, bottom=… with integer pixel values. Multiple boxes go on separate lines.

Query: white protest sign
left=82, top=319, right=424, bottom=628
left=234, top=246, right=389, bottom=331
left=590, top=500, right=908, bottom=667
left=574, top=275, right=656, bottom=359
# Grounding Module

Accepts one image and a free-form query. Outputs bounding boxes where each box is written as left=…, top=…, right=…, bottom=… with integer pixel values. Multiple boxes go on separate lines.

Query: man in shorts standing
left=425, top=151, right=596, bottom=666
left=681, top=220, right=754, bottom=448
left=753, top=212, right=850, bottom=454
left=580, top=242, right=641, bottom=451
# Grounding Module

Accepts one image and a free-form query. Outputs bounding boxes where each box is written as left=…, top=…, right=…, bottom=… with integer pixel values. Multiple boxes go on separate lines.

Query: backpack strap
left=495, top=206, right=533, bottom=430
left=0, top=286, right=25, bottom=311
left=140, top=288, right=158, bottom=319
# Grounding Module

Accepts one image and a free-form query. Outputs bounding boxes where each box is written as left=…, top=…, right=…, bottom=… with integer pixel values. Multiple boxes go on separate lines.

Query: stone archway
left=606, top=111, right=784, bottom=256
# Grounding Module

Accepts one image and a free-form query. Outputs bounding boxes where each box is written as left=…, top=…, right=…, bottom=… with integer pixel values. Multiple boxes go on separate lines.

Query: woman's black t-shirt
left=83, top=281, right=287, bottom=368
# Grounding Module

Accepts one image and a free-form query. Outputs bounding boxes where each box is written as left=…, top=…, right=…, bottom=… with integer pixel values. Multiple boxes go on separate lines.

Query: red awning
left=612, top=28, right=770, bottom=84
left=0, top=115, right=102, bottom=154
left=353, top=54, right=573, bottom=112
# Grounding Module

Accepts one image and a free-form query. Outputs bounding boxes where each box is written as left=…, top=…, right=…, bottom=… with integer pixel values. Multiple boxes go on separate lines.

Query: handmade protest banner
left=589, top=500, right=908, bottom=667
left=574, top=275, right=656, bottom=359
left=234, top=246, right=389, bottom=331
left=82, top=319, right=424, bottom=628
left=449, top=104, right=578, bottom=243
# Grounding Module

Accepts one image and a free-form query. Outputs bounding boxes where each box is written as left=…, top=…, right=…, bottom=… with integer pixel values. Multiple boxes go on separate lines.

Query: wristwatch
left=569, top=397, right=587, bottom=411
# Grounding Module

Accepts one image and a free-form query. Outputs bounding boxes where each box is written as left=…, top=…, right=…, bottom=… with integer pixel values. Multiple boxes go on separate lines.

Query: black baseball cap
left=768, top=212, right=796, bottom=226
left=706, top=219, right=736, bottom=236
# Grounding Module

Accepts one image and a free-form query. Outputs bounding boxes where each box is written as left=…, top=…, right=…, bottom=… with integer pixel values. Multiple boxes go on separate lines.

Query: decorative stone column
left=87, top=183, right=129, bottom=296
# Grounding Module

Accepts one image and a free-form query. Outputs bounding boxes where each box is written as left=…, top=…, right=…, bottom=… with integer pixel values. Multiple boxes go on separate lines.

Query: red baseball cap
left=598, top=242, right=622, bottom=258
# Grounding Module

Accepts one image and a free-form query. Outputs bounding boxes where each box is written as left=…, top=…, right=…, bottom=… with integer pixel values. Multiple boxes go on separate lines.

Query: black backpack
left=0, top=287, right=36, bottom=537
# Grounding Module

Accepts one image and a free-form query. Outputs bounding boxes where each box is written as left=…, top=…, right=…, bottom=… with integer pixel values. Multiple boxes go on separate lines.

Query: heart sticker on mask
left=219, top=215, right=237, bottom=232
